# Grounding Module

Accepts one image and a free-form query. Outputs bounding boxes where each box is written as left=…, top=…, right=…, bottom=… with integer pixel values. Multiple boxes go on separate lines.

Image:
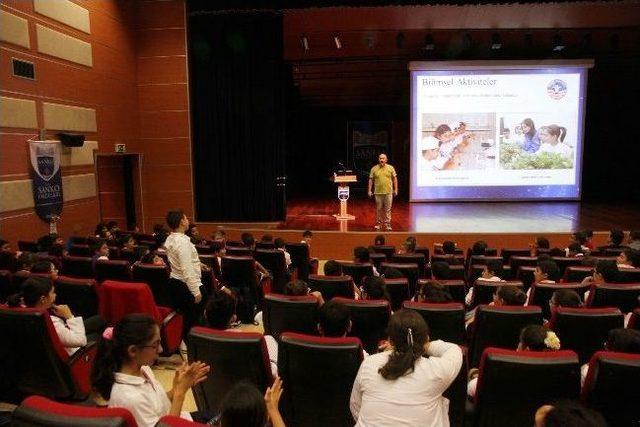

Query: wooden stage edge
left=195, top=200, right=639, bottom=259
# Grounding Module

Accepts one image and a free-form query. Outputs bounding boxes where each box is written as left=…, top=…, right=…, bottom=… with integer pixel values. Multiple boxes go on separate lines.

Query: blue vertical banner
left=29, top=141, right=63, bottom=221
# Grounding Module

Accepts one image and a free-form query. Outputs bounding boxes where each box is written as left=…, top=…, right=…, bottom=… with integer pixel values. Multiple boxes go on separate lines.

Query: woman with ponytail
left=538, top=125, right=572, bottom=157
left=91, top=314, right=211, bottom=427
left=7, top=275, right=104, bottom=354
left=350, top=309, right=462, bottom=426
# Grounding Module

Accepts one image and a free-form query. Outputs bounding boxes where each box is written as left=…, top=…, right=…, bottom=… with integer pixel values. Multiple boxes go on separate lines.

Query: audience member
left=91, top=314, right=210, bottom=427
left=583, top=259, right=619, bottom=285
left=317, top=300, right=353, bottom=338
left=465, top=260, right=504, bottom=306
left=431, top=261, right=451, bottom=280
left=415, top=281, right=453, bottom=303
left=350, top=309, right=462, bottom=426
left=565, top=242, right=585, bottom=258
left=599, top=229, right=626, bottom=250
left=401, top=236, right=417, bottom=254
left=284, top=280, right=324, bottom=306
left=119, top=234, right=135, bottom=251
left=442, top=240, right=456, bottom=255
left=323, top=259, right=342, bottom=276
left=627, top=230, right=640, bottom=250
left=353, top=246, right=379, bottom=276
left=217, top=380, right=285, bottom=427
left=186, top=224, right=204, bottom=245
left=359, top=276, right=388, bottom=302
left=381, top=267, right=403, bottom=279
left=373, top=234, right=385, bottom=246
left=471, top=240, right=488, bottom=256
left=617, top=248, right=640, bottom=268
left=139, top=250, right=166, bottom=266
left=535, top=400, right=607, bottom=427
left=91, top=239, right=110, bottom=263
left=30, top=260, right=59, bottom=280
left=580, top=328, right=640, bottom=386
left=301, top=230, right=313, bottom=245
left=530, top=237, right=550, bottom=256
left=274, top=237, right=291, bottom=268
left=8, top=276, right=106, bottom=354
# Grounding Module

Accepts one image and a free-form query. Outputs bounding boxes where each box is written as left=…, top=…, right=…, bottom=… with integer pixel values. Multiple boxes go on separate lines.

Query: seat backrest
left=61, top=256, right=94, bottom=279
left=255, top=241, right=275, bottom=250
left=199, top=254, right=221, bottom=280
left=188, top=327, right=273, bottom=413
left=285, top=243, right=311, bottom=280
left=383, top=278, right=410, bottom=311
left=551, top=307, right=624, bottom=364
left=371, top=245, right=395, bottom=258
left=68, top=244, right=93, bottom=258
left=528, top=282, right=590, bottom=320
left=433, top=280, right=466, bottom=303
left=338, top=262, right=374, bottom=286
left=563, top=266, right=594, bottom=283
left=0, top=269, right=15, bottom=303
left=263, top=294, right=318, bottom=340
left=390, top=254, right=426, bottom=277
left=194, top=244, right=214, bottom=255
left=225, top=246, right=252, bottom=257
left=629, top=308, right=640, bottom=330
left=254, top=249, right=288, bottom=294
left=509, top=256, right=537, bottom=278
left=0, top=307, right=78, bottom=400
left=132, top=263, right=172, bottom=308
left=581, top=351, right=640, bottom=427
left=515, top=266, right=536, bottom=289
left=473, top=280, right=523, bottom=306
left=99, top=280, right=161, bottom=325
left=307, top=274, right=354, bottom=300
left=403, top=301, right=465, bottom=344
left=382, top=262, right=419, bottom=294
left=431, top=254, right=464, bottom=265
left=332, top=297, right=391, bottom=355
left=551, top=257, right=583, bottom=275
left=369, top=252, right=386, bottom=270
left=616, top=268, right=640, bottom=283
left=12, top=395, right=136, bottom=427
left=586, top=283, right=640, bottom=313
left=156, top=416, right=206, bottom=427
left=474, top=348, right=580, bottom=427
left=220, top=256, right=258, bottom=289
left=278, top=332, right=363, bottom=427
left=54, top=276, right=98, bottom=319
left=18, top=240, right=39, bottom=252
left=500, top=248, right=531, bottom=263
left=94, top=260, right=131, bottom=283
left=470, top=305, right=543, bottom=367
left=414, top=246, right=430, bottom=261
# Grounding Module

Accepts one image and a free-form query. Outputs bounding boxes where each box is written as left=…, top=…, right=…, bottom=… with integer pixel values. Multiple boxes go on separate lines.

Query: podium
left=331, top=174, right=357, bottom=221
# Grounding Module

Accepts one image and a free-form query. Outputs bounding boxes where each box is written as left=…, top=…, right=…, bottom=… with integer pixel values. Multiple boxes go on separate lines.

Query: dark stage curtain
left=188, top=11, right=286, bottom=221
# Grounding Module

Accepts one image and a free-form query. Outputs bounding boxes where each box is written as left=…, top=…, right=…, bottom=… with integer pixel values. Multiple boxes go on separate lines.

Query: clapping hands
left=173, top=361, right=210, bottom=394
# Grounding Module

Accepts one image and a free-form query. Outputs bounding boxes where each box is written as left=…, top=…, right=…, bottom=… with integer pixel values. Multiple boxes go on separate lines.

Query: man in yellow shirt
left=368, top=153, right=398, bottom=230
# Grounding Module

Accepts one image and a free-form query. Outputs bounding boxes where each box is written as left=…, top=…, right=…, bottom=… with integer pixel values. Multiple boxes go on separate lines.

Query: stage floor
left=280, top=199, right=640, bottom=233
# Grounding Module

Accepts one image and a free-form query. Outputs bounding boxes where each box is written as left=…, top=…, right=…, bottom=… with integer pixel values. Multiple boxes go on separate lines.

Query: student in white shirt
left=420, top=136, right=455, bottom=171
left=537, top=125, right=572, bottom=157
left=7, top=275, right=103, bottom=354
left=580, top=328, right=640, bottom=388
left=92, top=314, right=210, bottom=427
left=525, top=259, right=561, bottom=303
left=274, top=237, right=291, bottom=268
left=350, top=309, right=462, bottom=427
left=465, top=260, right=504, bottom=307
left=164, top=210, right=206, bottom=335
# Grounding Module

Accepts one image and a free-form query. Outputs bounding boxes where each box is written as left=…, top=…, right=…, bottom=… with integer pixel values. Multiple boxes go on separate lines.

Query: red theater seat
left=278, top=332, right=364, bottom=427
left=500, top=248, right=531, bottom=263
left=383, top=277, right=410, bottom=311
left=94, top=259, right=132, bottom=283
left=471, top=280, right=523, bottom=307
left=381, top=262, right=419, bottom=296
left=0, top=269, right=15, bottom=303
left=61, top=256, right=94, bottom=279
left=402, top=301, right=466, bottom=344
left=263, top=293, right=318, bottom=340
left=307, top=274, right=354, bottom=300
left=563, top=265, right=594, bottom=283
left=550, top=307, right=624, bottom=364
left=18, top=240, right=39, bottom=252
left=12, top=395, right=136, bottom=427
left=54, top=276, right=99, bottom=319
left=338, top=262, right=374, bottom=287
left=432, top=254, right=464, bottom=265
left=285, top=242, right=317, bottom=280
left=581, top=351, right=640, bottom=427
left=68, top=244, right=93, bottom=258
left=332, top=297, right=391, bottom=355
left=629, top=308, right=640, bottom=330
left=157, top=416, right=207, bottom=427
left=99, top=280, right=183, bottom=355
left=225, top=246, right=252, bottom=257
left=470, top=348, right=580, bottom=427
left=585, top=283, right=640, bottom=313
left=187, top=327, right=273, bottom=413
left=254, top=249, right=289, bottom=294
left=390, top=253, right=427, bottom=277
left=371, top=245, right=396, bottom=258
left=132, top=263, right=172, bottom=308
left=432, top=279, right=466, bottom=303
left=527, top=282, right=590, bottom=320
left=0, top=307, right=97, bottom=400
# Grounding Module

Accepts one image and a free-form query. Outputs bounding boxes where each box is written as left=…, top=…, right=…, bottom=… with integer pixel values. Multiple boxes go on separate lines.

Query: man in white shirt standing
left=164, top=210, right=206, bottom=335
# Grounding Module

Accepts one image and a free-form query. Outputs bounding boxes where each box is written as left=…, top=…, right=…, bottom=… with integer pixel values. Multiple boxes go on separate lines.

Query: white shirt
left=109, top=366, right=191, bottom=427
left=439, top=140, right=457, bottom=158
left=419, top=155, right=448, bottom=171
left=465, top=276, right=502, bottom=306
left=51, top=315, right=86, bottom=355
left=164, top=232, right=202, bottom=297
left=277, top=248, right=292, bottom=268
left=350, top=340, right=462, bottom=427
left=538, top=142, right=573, bottom=156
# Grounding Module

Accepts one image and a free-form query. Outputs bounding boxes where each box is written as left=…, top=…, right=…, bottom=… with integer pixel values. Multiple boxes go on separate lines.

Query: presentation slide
left=409, top=61, right=592, bottom=201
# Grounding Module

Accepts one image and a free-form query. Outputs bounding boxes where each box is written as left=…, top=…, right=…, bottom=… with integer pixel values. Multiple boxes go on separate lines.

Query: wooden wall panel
left=0, top=9, right=30, bottom=47
left=33, top=0, right=91, bottom=34
left=36, top=24, right=93, bottom=66
left=0, top=96, right=37, bottom=128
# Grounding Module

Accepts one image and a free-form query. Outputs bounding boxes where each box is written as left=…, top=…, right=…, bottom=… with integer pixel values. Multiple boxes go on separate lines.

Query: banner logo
left=29, top=141, right=63, bottom=221
left=547, top=79, right=567, bottom=100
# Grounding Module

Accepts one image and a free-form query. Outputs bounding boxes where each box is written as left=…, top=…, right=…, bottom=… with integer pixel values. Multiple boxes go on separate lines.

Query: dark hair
left=536, top=237, right=550, bottom=249
left=140, top=251, right=156, bottom=264
left=91, top=238, right=107, bottom=255
left=17, top=252, right=38, bottom=271
left=284, top=280, right=309, bottom=296
left=485, top=260, right=503, bottom=278
left=549, top=247, right=566, bottom=257
left=302, top=230, right=313, bottom=238
left=260, top=234, right=273, bottom=242
left=442, top=241, right=456, bottom=255
left=0, top=239, right=9, bottom=249
left=153, top=223, right=167, bottom=234
left=472, top=240, right=488, bottom=256
left=30, top=260, right=54, bottom=275
left=431, top=261, right=451, bottom=280
left=520, top=324, right=552, bottom=351
left=91, top=314, right=158, bottom=400
left=106, top=221, right=118, bottom=231
left=537, top=254, right=552, bottom=263
left=319, top=301, right=351, bottom=337
left=274, top=237, right=285, bottom=249
left=323, top=260, right=342, bottom=276
left=118, top=234, right=134, bottom=248
left=95, top=222, right=108, bottom=237
left=630, top=230, right=640, bottom=241
left=521, top=118, right=536, bottom=138
left=538, top=260, right=560, bottom=281
left=353, top=246, right=370, bottom=263
left=606, top=328, right=640, bottom=353
left=382, top=267, right=404, bottom=279
left=621, top=248, right=640, bottom=267
left=403, top=238, right=416, bottom=253
left=378, top=309, right=429, bottom=380
left=595, top=259, right=619, bottom=282
left=219, top=382, right=267, bottom=427
left=542, top=400, right=608, bottom=427
left=434, top=124, right=451, bottom=139
left=610, top=229, right=625, bottom=246
left=374, top=235, right=385, bottom=246
left=166, top=210, right=184, bottom=230
left=240, top=232, right=255, bottom=248
left=7, top=276, right=52, bottom=307
left=572, top=231, right=587, bottom=245
left=551, top=289, right=582, bottom=308
left=542, top=124, right=566, bottom=142
left=496, top=286, right=526, bottom=306
left=49, top=243, right=66, bottom=257
left=362, top=276, right=386, bottom=300
left=204, top=291, right=236, bottom=329
left=416, top=281, right=453, bottom=303
left=37, top=234, right=55, bottom=252
left=567, top=242, right=583, bottom=255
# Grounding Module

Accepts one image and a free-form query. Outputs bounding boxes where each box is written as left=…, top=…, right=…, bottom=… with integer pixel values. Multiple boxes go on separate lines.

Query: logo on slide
left=547, top=79, right=567, bottom=100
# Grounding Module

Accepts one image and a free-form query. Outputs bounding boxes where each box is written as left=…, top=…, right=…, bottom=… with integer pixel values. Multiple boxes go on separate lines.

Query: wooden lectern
left=331, top=174, right=357, bottom=220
